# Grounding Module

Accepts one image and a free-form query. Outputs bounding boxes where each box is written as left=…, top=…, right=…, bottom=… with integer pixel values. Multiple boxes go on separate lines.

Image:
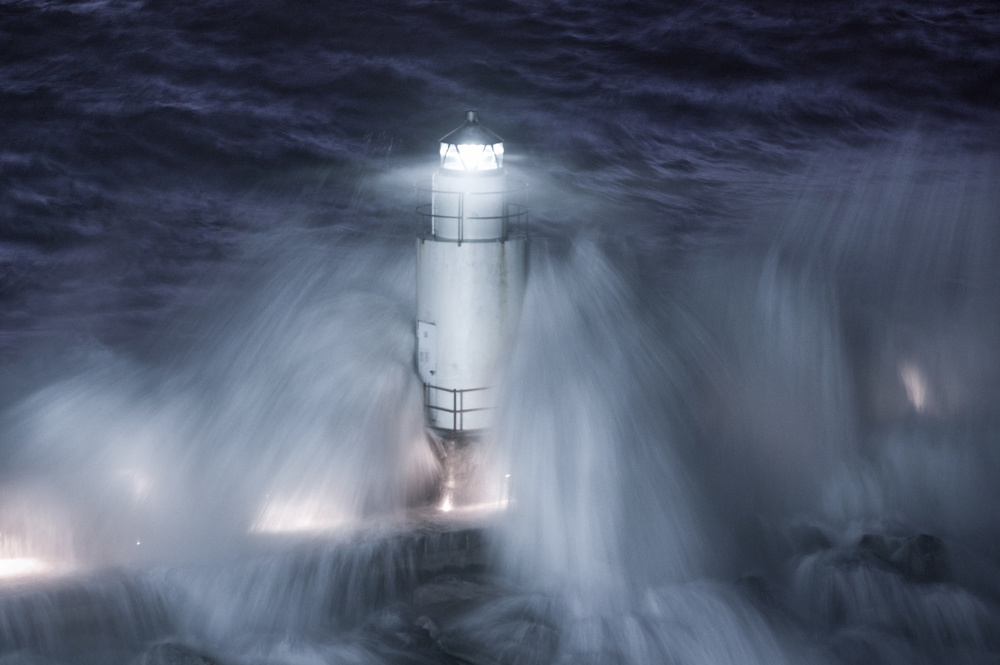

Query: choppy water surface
left=2, top=0, right=1000, bottom=663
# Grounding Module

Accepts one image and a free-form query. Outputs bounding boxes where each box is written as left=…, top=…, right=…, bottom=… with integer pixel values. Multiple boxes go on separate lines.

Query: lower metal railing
left=423, top=384, right=491, bottom=432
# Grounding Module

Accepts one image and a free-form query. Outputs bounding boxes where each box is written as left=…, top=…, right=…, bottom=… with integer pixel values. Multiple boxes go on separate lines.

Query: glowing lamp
left=439, top=110, right=505, bottom=171
left=415, top=111, right=527, bottom=433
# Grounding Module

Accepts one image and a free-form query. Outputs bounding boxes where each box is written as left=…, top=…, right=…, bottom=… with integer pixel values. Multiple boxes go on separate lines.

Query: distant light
left=0, top=558, right=49, bottom=578
left=0, top=498, right=76, bottom=582
left=250, top=495, right=352, bottom=534
left=0, top=557, right=74, bottom=582
left=899, top=361, right=928, bottom=412
left=436, top=500, right=508, bottom=516
left=118, top=469, right=152, bottom=502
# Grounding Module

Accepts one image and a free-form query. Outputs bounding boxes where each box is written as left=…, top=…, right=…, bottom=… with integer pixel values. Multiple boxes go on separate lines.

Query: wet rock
left=736, top=574, right=774, bottom=607
left=0, top=654, right=58, bottom=665
left=413, top=575, right=504, bottom=629
left=789, top=525, right=833, bottom=555
left=892, top=534, right=950, bottom=583
left=415, top=529, right=489, bottom=577
left=857, top=533, right=951, bottom=583
left=858, top=533, right=894, bottom=561
left=436, top=618, right=559, bottom=665
left=415, top=614, right=440, bottom=640
left=359, top=603, right=449, bottom=660
left=131, top=643, right=218, bottom=665
left=414, top=583, right=558, bottom=665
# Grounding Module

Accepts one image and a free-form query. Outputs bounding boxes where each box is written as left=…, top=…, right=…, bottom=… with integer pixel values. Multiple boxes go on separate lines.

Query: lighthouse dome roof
left=439, top=110, right=503, bottom=146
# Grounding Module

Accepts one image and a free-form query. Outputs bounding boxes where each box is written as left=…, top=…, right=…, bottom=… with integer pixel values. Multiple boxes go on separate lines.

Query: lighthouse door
left=417, top=320, right=437, bottom=385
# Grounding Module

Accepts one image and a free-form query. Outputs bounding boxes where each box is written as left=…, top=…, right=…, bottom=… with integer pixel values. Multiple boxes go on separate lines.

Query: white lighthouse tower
left=416, top=111, right=527, bottom=435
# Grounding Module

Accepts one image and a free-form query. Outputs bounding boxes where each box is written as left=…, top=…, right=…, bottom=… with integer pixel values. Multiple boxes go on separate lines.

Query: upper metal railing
left=414, top=180, right=529, bottom=245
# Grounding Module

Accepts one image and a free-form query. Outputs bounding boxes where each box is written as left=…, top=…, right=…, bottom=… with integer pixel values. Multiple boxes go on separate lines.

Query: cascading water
left=0, top=242, right=442, bottom=663
left=3, top=1, right=1000, bottom=661
left=472, top=144, right=1000, bottom=664
left=0, top=143, right=998, bottom=665
left=1, top=144, right=999, bottom=664
left=1, top=239, right=437, bottom=567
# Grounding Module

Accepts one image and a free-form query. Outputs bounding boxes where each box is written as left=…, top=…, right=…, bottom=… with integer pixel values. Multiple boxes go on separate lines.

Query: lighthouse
left=416, top=111, right=527, bottom=436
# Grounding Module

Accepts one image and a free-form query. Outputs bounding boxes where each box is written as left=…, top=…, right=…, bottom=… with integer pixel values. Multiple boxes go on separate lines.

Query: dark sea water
left=2, top=0, right=1000, bottom=663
